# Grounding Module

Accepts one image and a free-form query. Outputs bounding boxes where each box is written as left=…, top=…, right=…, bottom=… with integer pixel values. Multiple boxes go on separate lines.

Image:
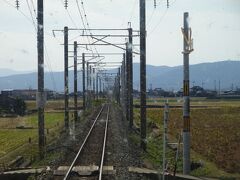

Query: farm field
left=134, top=97, right=240, bottom=107
left=25, top=98, right=83, bottom=111
left=0, top=100, right=66, bottom=165
left=134, top=97, right=240, bottom=178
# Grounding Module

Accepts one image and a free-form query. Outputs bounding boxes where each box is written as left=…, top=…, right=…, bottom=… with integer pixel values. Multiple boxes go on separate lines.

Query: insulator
left=16, top=0, right=19, bottom=9
left=154, top=0, right=157, bottom=8
left=167, top=0, right=169, bottom=8
left=64, top=0, right=68, bottom=9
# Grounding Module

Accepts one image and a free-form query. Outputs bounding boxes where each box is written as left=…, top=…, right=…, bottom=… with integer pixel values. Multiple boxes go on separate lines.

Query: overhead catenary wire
left=26, top=0, right=37, bottom=31
left=14, top=0, right=58, bottom=92
left=44, top=44, right=58, bottom=92
left=28, top=0, right=57, bottom=92
left=30, top=0, right=36, bottom=16
left=146, top=6, right=156, bottom=26
left=76, top=0, right=95, bottom=55
left=148, top=8, right=169, bottom=35
left=3, top=0, right=102, bottom=94
left=80, top=0, right=100, bottom=55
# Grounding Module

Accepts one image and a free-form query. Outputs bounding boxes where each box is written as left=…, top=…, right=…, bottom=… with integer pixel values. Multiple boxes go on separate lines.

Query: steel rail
left=99, top=105, right=110, bottom=180
left=63, top=105, right=105, bottom=180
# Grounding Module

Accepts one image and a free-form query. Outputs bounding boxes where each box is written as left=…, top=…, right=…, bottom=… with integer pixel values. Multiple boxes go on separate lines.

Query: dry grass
left=134, top=98, right=240, bottom=177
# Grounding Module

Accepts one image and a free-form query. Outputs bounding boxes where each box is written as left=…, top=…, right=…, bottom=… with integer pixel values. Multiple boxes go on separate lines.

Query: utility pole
left=90, top=65, right=92, bottom=107
left=103, top=83, right=105, bottom=95
left=37, top=0, right=45, bottom=159
left=96, top=72, right=99, bottom=100
left=140, top=0, right=147, bottom=150
left=82, top=53, right=86, bottom=110
left=99, top=77, right=102, bottom=98
left=126, top=43, right=130, bottom=122
left=123, top=54, right=126, bottom=116
left=182, top=12, right=193, bottom=175
left=74, top=41, right=78, bottom=122
left=64, top=26, right=69, bottom=129
left=117, top=67, right=121, bottom=104
left=120, top=61, right=123, bottom=108
left=93, top=68, right=96, bottom=100
left=87, top=62, right=89, bottom=108
left=90, top=66, right=92, bottom=92
left=162, top=101, right=169, bottom=180
left=128, top=28, right=133, bottom=128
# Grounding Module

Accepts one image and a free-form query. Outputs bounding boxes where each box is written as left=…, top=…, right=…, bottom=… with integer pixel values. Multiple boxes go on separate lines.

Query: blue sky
left=0, top=0, right=239, bottom=71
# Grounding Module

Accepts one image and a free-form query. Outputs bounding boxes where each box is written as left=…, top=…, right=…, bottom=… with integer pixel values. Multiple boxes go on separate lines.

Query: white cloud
left=0, top=0, right=239, bottom=71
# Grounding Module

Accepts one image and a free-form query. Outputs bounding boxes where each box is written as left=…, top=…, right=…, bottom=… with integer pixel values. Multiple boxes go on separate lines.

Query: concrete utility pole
left=37, top=0, right=45, bottom=159
left=140, top=0, right=147, bottom=150
left=90, top=65, right=92, bottom=107
left=122, top=54, right=126, bottom=116
left=93, top=68, right=96, bottom=100
left=163, top=101, right=169, bottom=180
left=90, top=66, right=92, bottom=91
left=86, top=62, right=89, bottom=108
left=128, top=28, right=133, bottom=128
left=96, top=73, right=99, bottom=100
left=120, top=61, right=123, bottom=108
left=126, top=43, right=130, bottom=122
left=64, top=26, right=69, bottom=129
left=82, top=53, right=86, bottom=110
left=74, top=41, right=78, bottom=122
left=103, top=83, right=105, bottom=95
left=182, top=12, right=193, bottom=174
left=99, top=77, right=102, bottom=97
left=118, top=67, right=121, bottom=104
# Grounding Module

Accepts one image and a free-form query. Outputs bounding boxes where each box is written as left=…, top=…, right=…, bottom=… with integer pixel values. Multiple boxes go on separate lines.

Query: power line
left=59, top=0, right=94, bottom=54
left=59, top=0, right=79, bottom=29
left=19, top=0, right=57, bottom=92
left=30, top=0, right=36, bottom=16
left=148, top=8, right=168, bottom=35
left=80, top=0, right=100, bottom=55
left=2, top=0, right=35, bottom=25
left=26, top=0, right=57, bottom=92
left=26, top=0, right=37, bottom=31
left=146, top=6, right=156, bottom=26
left=148, top=0, right=177, bottom=35
left=76, top=0, right=95, bottom=55
left=44, top=44, right=58, bottom=92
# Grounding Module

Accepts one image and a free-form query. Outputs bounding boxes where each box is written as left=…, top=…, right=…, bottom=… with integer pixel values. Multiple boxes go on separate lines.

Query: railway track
left=63, top=104, right=110, bottom=180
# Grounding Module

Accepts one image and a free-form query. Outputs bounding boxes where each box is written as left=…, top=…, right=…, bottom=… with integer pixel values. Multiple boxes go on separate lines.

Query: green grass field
left=0, top=100, right=65, bottom=165
left=0, top=129, right=36, bottom=156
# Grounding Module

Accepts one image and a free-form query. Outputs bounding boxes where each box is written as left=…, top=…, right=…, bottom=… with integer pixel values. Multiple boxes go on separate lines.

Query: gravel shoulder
left=37, top=103, right=148, bottom=179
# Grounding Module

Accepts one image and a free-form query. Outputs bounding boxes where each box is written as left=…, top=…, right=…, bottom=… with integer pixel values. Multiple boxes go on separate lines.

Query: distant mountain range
left=0, top=69, right=32, bottom=77
left=0, top=60, right=239, bottom=92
